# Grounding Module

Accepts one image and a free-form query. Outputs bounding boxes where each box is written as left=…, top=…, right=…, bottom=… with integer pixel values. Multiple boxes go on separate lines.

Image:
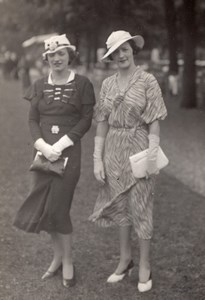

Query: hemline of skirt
left=13, top=221, right=73, bottom=235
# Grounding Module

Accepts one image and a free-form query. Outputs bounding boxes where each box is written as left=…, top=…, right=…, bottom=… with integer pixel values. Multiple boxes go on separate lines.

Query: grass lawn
left=0, top=79, right=205, bottom=300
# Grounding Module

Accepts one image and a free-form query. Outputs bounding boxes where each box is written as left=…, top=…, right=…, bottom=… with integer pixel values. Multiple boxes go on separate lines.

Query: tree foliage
left=0, top=0, right=167, bottom=52
left=0, top=0, right=204, bottom=107
left=0, top=0, right=204, bottom=53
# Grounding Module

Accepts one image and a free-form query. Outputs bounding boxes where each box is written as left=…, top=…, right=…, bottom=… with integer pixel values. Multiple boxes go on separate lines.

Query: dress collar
left=115, top=66, right=142, bottom=95
left=48, top=70, right=75, bottom=85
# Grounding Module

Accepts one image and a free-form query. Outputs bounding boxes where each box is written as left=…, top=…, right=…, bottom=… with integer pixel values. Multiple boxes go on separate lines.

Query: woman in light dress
left=90, top=30, right=167, bottom=292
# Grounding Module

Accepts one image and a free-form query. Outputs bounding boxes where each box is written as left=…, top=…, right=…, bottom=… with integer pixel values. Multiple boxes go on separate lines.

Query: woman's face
left=112, top=42, right=135, bottom=69
left=47, top=48, right=69, bottom=72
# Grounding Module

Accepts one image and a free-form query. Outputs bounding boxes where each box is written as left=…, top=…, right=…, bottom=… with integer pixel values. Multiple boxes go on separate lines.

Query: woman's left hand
left=146, top=133, right=160, bottom=178
left=94, top=159, right=105, bottom=184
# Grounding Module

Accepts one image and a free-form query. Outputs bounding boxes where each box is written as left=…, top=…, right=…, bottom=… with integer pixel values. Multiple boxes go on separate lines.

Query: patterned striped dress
left=89, top=66, right=167, bottom=239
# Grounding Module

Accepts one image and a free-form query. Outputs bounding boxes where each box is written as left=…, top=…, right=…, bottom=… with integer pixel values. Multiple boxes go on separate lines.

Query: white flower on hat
left=102, top=30, right=144, bottom=60
left=47, top=40, right=59, bottom=51
left=43, top=34, right=76, bottom=59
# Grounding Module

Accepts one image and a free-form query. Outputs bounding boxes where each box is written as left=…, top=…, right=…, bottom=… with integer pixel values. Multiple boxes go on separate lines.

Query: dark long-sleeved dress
left=14, top=72, right=95, bottom=234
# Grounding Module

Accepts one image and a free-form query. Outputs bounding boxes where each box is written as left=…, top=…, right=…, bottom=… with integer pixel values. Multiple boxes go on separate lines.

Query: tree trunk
left=181, top=0, right=197, bottom=108
left=163, top=0, right=178, bottom=74
left=86, top=31, right=92, bottom=70
left=58, top=0, right=67, bottom=33
left=116, top=0, right=127, bottom=29
left=93, top=33, right=98, bottom=64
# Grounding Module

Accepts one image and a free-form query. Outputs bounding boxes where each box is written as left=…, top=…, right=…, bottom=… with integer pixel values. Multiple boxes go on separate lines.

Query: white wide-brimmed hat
left=43, top=34, right=76, bottom=59
left=102, top=30, right=144, bottom=60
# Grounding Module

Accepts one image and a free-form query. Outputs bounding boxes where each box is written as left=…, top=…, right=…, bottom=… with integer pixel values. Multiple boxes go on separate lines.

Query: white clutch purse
left=129, top=146, right=169, bottom=178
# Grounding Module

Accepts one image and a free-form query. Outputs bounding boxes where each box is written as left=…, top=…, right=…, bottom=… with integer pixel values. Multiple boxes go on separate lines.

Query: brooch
left=51, top=125, right=60, bottom=134
left=113, top=92, right=124, bottom=107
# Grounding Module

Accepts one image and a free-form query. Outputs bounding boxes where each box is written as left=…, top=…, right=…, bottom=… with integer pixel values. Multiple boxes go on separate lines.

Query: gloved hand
left=34, top=138, right=61, bottom=162
left=93, top=136, right=105, bottom=184
left=52, top=135, right=74, bottom=152
left=146, top=134, right=160, bottom=177
left=94, top=159, right=105, bottom=183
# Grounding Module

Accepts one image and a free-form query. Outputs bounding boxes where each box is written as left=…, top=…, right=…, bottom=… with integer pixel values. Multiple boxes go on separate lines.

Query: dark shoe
left=138, top=272, right=152, bottom=292
left=107, top=260, right=134, bottom=283
left=41, top=264, right=62, bottom=280
left=62, top=266, right=76, bottom=288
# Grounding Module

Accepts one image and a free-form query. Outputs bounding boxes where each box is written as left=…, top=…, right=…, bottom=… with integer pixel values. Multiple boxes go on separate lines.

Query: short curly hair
left=67, top=48, right=77, bottom=65
left=127, top=40, right=141, bottom=56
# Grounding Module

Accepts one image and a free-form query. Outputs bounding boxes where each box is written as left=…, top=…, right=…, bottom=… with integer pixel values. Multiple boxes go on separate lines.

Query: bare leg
left=115, top=225, right=132, bottom=274
left=47, top=232, right=62, bottom=272
left=138, top=238, right=151, bottom=282
left=58, top=233, right=73, bottom=279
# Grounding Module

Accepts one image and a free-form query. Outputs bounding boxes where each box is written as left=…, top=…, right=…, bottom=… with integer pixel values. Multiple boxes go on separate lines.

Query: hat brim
left=101, top=35, right=144, bottom=61
left=42, top=45, right=76, bottom=59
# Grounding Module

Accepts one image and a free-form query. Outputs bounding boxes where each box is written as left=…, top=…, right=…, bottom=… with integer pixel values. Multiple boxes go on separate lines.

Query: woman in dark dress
left=13, top=34, right=95, bottom=288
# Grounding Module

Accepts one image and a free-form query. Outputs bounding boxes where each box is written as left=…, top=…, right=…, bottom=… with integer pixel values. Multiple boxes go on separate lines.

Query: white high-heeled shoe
left=107, top=260, right=134, bottom=283
left=41, top=264, right=62, bottom=280
left=138, top=272, right=152, bottom=292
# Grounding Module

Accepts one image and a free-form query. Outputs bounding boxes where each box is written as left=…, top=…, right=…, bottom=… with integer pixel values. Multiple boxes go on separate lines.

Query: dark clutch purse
left=30, top=151, right=68, bottom=177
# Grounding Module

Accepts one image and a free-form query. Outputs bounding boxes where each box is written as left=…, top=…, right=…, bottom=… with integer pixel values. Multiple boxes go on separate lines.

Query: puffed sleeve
left=141, top=73, right=167, bottom=124
left=81, top=78, right=96, bottom=105
left=94, top=78, right=110, bottom=122
left=23, top=78, right=44, bottom=102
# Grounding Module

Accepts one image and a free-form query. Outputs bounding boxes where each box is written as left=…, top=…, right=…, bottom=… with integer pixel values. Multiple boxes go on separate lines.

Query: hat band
left=45, top=43, right=71, bottom=51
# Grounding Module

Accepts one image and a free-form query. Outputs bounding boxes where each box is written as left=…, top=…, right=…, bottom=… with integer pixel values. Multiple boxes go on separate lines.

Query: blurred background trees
left=0, top=0, right=204, bottom=108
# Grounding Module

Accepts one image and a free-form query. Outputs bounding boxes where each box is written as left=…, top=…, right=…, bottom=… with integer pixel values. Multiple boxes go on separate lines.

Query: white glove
left=34, top=138, right=61, bottom=162
left=93, top=136, right=105, bottom=183
left=94, top=159, right=105, bottom=183
left=52, top=135, right=74, bottom=152
left=147, top=134, right=160, bottom=176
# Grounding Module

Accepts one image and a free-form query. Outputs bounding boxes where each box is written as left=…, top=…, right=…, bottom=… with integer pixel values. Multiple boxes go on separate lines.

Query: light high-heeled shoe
left=107, top=260, right=134, bottom=283
left=62, top=265, right=76, bottom=288
left=41, top=264, right=62, bottom=280
left=138, top=272, right=152, bottom=292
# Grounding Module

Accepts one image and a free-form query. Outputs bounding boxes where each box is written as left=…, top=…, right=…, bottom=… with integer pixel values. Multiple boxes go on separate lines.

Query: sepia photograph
left=0, top=0, right=205, bottom=299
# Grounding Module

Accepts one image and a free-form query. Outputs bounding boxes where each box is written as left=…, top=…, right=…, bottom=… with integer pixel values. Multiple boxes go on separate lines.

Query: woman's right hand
left=94, top=159, right=105, bottom=184
left=41, top=144, right=61, bottom=162
left=34, top=138, right=61, bottom=162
